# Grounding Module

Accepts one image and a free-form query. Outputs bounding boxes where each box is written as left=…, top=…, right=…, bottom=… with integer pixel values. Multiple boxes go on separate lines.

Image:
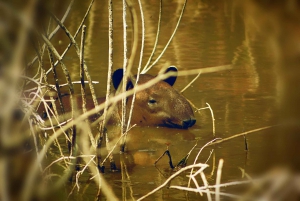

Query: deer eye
left=148, top=99, right=157, bottom=105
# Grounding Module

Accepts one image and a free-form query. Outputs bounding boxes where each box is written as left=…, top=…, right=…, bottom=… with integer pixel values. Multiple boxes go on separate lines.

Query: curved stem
left=142, top=0, right=162, bottom=71
left=142, top=0, right=187, bottom=73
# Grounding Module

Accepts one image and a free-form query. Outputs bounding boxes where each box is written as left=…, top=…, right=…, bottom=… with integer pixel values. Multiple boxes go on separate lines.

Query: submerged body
left=39, top=67, right=196, bottom=129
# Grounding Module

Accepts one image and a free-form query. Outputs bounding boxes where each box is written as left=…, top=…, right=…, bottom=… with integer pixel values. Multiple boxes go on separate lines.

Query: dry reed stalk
left=43, top=156, right=75, bottom=173
left=94, top=0, right=117, bottom=171
left=143, top=0, right=162, bottom=70
left=120, top=158, right=126, bottom=197
left=74, top=155, right=96, bottom=191
left=171, top=175, right=262, bottom=198
left=41, top=34, right=76, bottom=154
left=174, top=141, right=198, bottom=168
left=48, top=12, right=80, bottom=51
left=36, top=96, right=70, bottom=140
left=23, top=81, right=98, bottom=96
left=121, top=0, right=127, bottom=137
left=46, top=3, right=100, bottom=155
left=41, top=72, right=58, bottom=118
left=181, top=72, right=201, bottom=93
left=40, top=69, right=67, bottom=166
left=208, top=125, right=279, bottom=146
left=32, top=15, right=52, bottom=81
left=78, top=125, right=119, bottom=201
left=51, top=0, right=94, bottom=69
left=121, top=0, right=146, bottom=152
left=120, top=155, right=135, bottom=200
left=49, top=11, right=100, bottom=122
left=101, top=124, right=136, bottom=165
left=137, top=163, right=209, bottom=201
left=28, top=117, right=43, bottom=172
left=204, top=149, right=214, bottom=164
left=195, top=102, right=216, bottom=137
left=216, top=159, right=224, bottom=201
left=188, top=138, right=221, bottom=187
left=40, top=35, right=74, bottom=101
left=29, top=34, right=43, bottom=80
left=126, top=0, right=145, bottom=132
left=119, top=0, right=139, bottom=152
left=28, top=0, right=75, bottom=68
left=189, top=166, right=209, bottom=196
left=141, top=0, right=187, bottom=73
left=206, top=103, right=216, bottom=136
left=169, top=186, right=241, bottom=199
left=22, top=120, right=81, bottom=201
left=102, top=0, right=114, bottom=135
left=200, top=171, right=212, bottom=201
left=47, top=48, right=66, bottom=117
left=80, top=25, right=96, bottom=147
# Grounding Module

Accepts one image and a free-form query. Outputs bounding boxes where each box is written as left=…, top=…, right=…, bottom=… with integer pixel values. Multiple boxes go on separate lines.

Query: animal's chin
left=162, top=120, right=189, bottom=129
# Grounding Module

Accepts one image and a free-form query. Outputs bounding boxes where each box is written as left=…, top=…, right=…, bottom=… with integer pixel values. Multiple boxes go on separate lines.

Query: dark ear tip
left=166, top=66, right=178, bottom=73
left=163, top=66, right=178, bottom=86
left=113, top=68, right=124, bottom=76
left=112, top=68, right=124, bottom=89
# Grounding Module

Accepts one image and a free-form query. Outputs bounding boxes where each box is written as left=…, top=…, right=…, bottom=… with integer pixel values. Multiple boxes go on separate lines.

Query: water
left=44, top=0, right=300, bottom=200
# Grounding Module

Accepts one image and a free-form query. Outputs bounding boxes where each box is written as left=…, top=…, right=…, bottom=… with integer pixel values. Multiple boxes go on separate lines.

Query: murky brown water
left=44, top=0, right=300, bottom=200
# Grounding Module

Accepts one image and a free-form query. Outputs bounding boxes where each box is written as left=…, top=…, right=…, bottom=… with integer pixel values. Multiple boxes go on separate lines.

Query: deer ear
left=163, top=66, right=178, bottom=86
left=112, top=68, right=134, bottom=90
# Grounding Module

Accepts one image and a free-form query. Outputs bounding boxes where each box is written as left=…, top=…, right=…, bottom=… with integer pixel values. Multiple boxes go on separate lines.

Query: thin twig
left=209, top=125, right=279, bottom=146
left=200, top=171, right=212, bottom=201
left=206, top=102, right=216, bottom=136
left=49, top=10, right=99, bottom=115
left=142, top=0, right=187, bottom=73
left=101, top=124, right=136, bottom=165
left=119, top=0, right=139, bottom=152
left=137, top=163, right=208, bottom=201
left=216, top=159, right=224, bottom=201
left=121, top=0, right=128, bottom=137
left=80, top=25, right=95, bottom=147
left=47, top=47, right=66, bottom=118
left=188, top=138, right=221, bottom=187
left=181, top=72, right=201, bottom=93
left=28, top=0, right=75, bottom=68
left=126, top=0, right=145, bottom=131
left=102, top=0, right=114, bottom=134
left=143, top=0, right=162, bottom=70
left=78, top=125, right=119, bottom=201
left=51, top=0, right=95, bottom=68
left=169, top=186, right=241, bottom=199
left=175, top=141, right=198, bottom=168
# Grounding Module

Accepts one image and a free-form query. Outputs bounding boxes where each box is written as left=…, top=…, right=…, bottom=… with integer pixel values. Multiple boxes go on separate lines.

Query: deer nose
left=182, top=118, right=196, bottom=129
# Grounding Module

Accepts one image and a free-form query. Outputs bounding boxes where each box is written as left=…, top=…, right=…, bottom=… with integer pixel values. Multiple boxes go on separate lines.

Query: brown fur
left=119, top=74, right=195, bottom=128
left=39, top=67, right=196, bottom=129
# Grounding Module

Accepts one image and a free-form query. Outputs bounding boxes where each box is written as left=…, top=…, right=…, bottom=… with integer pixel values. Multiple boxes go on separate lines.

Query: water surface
left=46, top=0, right=300, bottom=200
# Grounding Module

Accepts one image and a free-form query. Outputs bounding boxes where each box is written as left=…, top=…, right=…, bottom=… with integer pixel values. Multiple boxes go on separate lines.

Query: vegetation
left=0, top=0, right=299, bottom=200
